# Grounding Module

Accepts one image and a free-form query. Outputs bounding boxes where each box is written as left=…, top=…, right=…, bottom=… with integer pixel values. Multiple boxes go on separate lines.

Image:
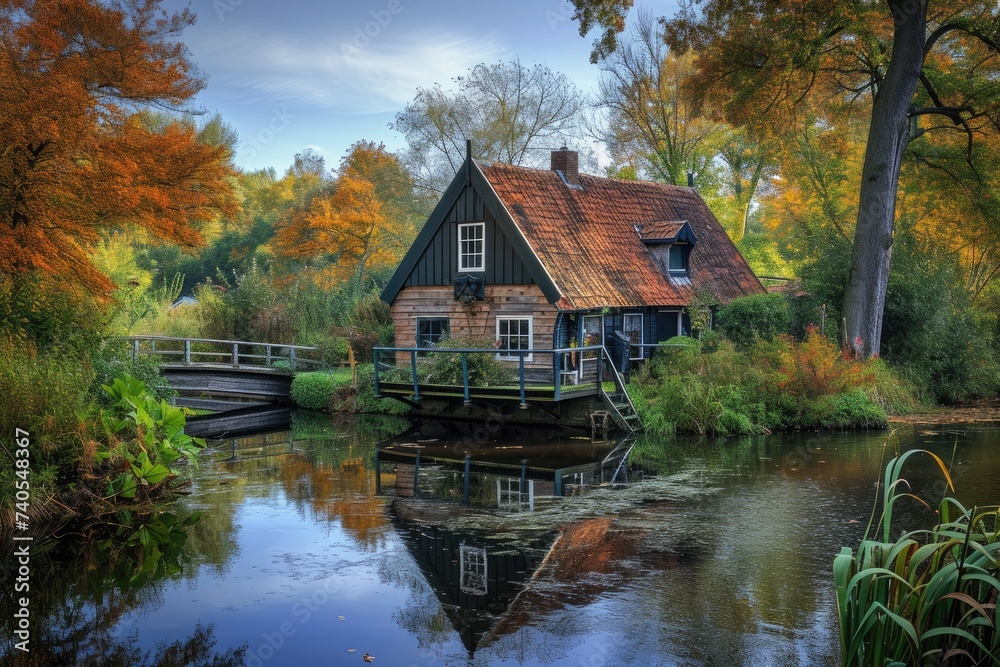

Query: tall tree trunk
left=843, top=0, right=927, bottom=358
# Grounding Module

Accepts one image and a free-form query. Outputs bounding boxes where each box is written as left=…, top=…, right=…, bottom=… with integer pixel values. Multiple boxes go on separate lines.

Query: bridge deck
left=126, top=336, right=328, bottom=405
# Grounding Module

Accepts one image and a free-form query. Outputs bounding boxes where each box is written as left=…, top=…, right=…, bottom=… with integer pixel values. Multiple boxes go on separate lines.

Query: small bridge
left=127, top=336, right=327, bottom=410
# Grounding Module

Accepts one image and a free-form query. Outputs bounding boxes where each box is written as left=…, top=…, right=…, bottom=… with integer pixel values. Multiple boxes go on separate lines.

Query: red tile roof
left=478, top=161, right=764, bottom=311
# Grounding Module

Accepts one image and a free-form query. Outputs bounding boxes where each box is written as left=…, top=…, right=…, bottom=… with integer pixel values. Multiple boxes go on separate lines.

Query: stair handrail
left=599, top=346, right=642, bottom=432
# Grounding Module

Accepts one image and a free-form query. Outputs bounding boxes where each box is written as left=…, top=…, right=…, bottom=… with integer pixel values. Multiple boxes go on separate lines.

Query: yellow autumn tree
left=272, top=142, right=418, bottom=298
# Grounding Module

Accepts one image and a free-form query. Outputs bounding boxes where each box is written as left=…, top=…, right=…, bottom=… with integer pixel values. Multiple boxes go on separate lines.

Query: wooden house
left=380, top=145, right=763, bottom=375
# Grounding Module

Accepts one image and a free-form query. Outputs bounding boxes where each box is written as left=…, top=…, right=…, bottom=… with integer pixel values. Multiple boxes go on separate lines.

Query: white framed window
left=496, top=316, right=532, bottom=361
left=459, top=545, right=488, bottom=596
left=623, top=313, right=644, bottom=360
left=458, top=222, right=485, bottom=272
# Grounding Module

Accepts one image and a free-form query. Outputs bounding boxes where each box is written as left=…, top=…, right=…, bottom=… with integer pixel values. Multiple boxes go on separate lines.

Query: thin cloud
left=200, top=30, right=506, bottom=113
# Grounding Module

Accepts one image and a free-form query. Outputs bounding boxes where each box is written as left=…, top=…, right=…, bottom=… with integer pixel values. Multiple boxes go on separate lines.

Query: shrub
left=330, top=364, right=411, bottom=415
left=346, top=295, right=394, bottom=362
left=345, top=328, right=381, bottom=364
left=424, top=335, right=514, bottom=387
left=630, top=330, right=894, bottom=435
left=0, top=273, right=107, bottom=354
left=195, top=259, right=291, bottom=343
left=715, top=293, right=791, bottom=349
left=291, top=372, right=338, bottom=410
left=91, top=340, right=176, bottom=404
left=308, top=334, right=350, bottom=366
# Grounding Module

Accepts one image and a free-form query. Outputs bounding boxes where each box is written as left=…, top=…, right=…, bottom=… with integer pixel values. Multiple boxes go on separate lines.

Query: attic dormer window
left=637, top=220, right=696, bottom=279
left=668, top=243, right=690, bottom=276
left=458, top=222, right=485, bottom=272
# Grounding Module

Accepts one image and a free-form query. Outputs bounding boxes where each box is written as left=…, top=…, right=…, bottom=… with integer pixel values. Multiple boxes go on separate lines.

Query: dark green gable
left=403, top=185, right=535, bottom=287
left=381, top=158, right=561, bottom=305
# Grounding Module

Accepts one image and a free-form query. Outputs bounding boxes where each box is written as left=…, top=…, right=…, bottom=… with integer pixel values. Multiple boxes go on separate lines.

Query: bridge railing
left=125, top=336, right=326, bottom=371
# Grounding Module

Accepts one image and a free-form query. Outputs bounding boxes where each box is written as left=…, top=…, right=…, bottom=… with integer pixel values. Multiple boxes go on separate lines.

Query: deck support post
left=553, top=350, right=561, bottom=402
left=462, top=353, right=470, bottom=405
left=463, top=454, right=471, bottom=505
left=289, top=348, right=296, bottom=371
left=597, top=347, right=604, bottom=390
left=265, top=344, right=271, bottom=367
left=519, top=355, right=526, bottom=408
left=520, top=459, right=527, bottom=495
left=410, top=350, right=420, bottom=402
left=184, top=340, right=191, bottom=364
left=374, top=448, right=381, bottom=495
left=373, top=349, right=381, bottom=397
left=232, top=343, right=239, bottom=367
left=413, top=448, right=421, bottom=498
left=132, top=338, right=140, bottom=362
left=554, top=468, right=563, bottom=496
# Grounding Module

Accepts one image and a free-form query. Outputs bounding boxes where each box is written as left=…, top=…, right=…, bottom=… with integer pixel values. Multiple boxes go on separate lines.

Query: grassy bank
left=628, top=330, right=919, bottom=437
left=0, top=338, right=207, bottom=528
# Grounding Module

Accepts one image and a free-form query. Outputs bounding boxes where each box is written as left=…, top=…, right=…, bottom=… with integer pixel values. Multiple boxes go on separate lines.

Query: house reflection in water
left=392, top=517, right=556, bottom=653
left=391, top=498, right=706, bottom=656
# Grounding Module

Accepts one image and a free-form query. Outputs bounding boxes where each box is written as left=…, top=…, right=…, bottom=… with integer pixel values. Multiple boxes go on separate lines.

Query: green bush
left=715, top=293, right=791, bottom=349
left=346, top=295, right=394, bottom=362
left=0, top=274, right=108, bottom=354
left=291, top=372, right=338, bottom=410
left=195, top=260, right=293, bottom=343
left=630, top=331, right=894, bottom=436
left=330, top=364, right=411, bottom=415
left=424, top=335, right=514, bottom=387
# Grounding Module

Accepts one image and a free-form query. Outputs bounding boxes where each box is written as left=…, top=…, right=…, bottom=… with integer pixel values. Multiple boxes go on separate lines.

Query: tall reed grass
left=834, top=446, right=999, bottom=665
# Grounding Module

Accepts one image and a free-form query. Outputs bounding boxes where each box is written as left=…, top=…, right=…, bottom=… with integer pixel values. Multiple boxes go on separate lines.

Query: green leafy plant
left=100, top=374, right=206, bottom=501
left=834, top=447, right=1000, bottom=666
left=630, top=333, right=893, bottom=435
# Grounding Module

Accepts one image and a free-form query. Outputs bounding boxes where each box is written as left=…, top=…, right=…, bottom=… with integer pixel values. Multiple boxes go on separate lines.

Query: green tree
left=571, top=0, right=1000, bottom=358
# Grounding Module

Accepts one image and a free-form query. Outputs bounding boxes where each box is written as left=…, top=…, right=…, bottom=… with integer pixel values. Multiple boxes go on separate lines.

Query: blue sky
left=161, top=0, right=679, bottom=174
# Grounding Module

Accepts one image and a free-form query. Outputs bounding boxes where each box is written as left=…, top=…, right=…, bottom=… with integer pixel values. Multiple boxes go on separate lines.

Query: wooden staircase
left=599, top=348, right=644, bottom=434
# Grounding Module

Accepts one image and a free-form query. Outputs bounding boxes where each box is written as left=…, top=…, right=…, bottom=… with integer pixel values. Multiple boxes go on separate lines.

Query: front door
left=579, top=314, right=603, bottom=380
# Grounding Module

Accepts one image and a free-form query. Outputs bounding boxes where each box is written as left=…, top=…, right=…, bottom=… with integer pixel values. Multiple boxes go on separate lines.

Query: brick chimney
left=550, top=146, right=580, bottom=187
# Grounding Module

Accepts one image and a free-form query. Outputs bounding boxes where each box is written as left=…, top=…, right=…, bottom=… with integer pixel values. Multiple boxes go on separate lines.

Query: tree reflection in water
left=1, top=511, right=246, bottom=666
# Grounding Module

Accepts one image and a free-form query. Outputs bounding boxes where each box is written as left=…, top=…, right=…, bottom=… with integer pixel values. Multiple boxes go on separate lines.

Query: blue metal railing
left=373, top=345, right=608, bottom=406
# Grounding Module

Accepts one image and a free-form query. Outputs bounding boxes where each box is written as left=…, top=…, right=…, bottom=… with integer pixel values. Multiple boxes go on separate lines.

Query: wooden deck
left=373, top=344, right=644, bottom=433
left=373, top=344, right=610, bottom=406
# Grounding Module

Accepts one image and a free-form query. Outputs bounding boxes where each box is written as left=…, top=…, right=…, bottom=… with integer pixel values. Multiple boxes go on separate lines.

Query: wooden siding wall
left=404, top=185, right=536, bottom=288
left=392, top=285, right=557, bottom=367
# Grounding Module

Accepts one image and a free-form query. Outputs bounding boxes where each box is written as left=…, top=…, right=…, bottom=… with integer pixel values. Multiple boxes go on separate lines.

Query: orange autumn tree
left=0, top=0, right=236, bottom=296
left=273, top=142, right=417, bottom=299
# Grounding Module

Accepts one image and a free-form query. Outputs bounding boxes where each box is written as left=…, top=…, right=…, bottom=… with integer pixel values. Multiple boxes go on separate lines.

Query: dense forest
left=3, top=0, right=1000, bottom=507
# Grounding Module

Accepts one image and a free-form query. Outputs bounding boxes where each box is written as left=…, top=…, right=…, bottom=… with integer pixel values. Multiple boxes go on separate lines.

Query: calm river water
left=3, top=414, right=999, bottom=667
